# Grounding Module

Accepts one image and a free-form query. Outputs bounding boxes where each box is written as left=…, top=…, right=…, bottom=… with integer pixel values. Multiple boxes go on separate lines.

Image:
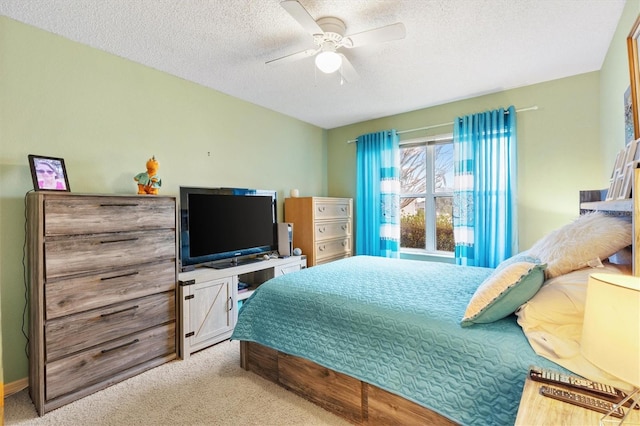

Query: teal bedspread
left=232, top=256, right=562, bottom=425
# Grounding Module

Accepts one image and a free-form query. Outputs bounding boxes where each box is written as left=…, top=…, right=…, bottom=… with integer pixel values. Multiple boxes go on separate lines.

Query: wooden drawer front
left=314, top=220, right=351, bottom=242
left=44, top=229, right=176, bottom=279
left=316, top=237, right=351, bottom=261
left=46, top=322, right=175, bottom=400
left=314, top=200, right=351, bottom=220
left=45, top=292, right=175, bottom=361
left=44, top=196, right=176, bottom=236
left=317, top=253, right=351, bottom=266
left=46, top=260, right=176, bottom=319
left=278, top=351, right=363, bottom=424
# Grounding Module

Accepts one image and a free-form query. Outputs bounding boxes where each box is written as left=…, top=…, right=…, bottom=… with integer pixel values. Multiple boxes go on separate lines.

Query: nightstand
left=515, top=378, right=640, bottom=425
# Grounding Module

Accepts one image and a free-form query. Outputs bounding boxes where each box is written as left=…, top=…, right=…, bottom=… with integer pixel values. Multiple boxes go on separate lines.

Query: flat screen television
left=179, top=186, right=277, bottom=271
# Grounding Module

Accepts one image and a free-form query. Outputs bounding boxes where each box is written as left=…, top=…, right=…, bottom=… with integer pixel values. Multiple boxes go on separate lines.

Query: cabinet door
left=187, top=278, right=233, bottom=347
left=275, top=262, right=303, bottom=276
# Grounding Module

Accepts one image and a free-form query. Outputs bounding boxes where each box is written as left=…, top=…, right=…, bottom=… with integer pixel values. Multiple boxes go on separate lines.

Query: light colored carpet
left=5, top=339, right=349, bottom=426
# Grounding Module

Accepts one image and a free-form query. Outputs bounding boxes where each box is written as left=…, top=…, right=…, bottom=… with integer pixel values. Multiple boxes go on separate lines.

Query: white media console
left=177, top=255, right=307, bottom=358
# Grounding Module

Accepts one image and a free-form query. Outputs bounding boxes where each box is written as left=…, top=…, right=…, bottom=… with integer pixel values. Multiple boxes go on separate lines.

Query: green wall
left=600, top=0, right=640, bottom=172
left=0, top=17, right=326, bottom=384
left=327, top=72, right=602, bottom=251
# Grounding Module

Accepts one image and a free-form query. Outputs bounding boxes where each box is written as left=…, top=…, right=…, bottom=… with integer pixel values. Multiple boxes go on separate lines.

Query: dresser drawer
left=46, top=260, right=176, bottom=319
left=316, top=253, right=351, bottom=265
left=44, top=229, right=176, bottom=279
left=45, top=292, right=175, bottom=361
left=46, top=322, right=176, bottom=400
left=316, top=237, right=351, bottom=261
left=44, top=196, right=176, bottom=236
left=314, top=199, right=351, bottom=220
left=314, top=220, right=351, bottom=242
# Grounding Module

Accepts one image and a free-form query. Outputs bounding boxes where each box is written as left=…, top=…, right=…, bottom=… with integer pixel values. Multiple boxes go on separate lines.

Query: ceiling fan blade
left=344, top=22, right=406, bottom=48
left=280, top=0, right=323, bottom=36
left=338, top=54, right=359, bottom=83
left=266, top=48, right=319, bottom=66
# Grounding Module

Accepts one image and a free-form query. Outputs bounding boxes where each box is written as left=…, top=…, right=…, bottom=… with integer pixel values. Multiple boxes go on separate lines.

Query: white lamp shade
left=315, top=51, right=342, bottom=74
left=581, top=273, right=640, bottom=388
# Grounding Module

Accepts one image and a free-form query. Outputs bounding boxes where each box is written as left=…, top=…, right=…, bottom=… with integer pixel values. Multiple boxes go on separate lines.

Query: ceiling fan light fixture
left=315, top=50, right=342, bottom=73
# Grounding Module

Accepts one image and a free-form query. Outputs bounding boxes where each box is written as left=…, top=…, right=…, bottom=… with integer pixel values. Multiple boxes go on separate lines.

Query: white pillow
left=527, top=212, right=632, bottom=278
left=516, top=262, right=631, bottom=330
left=516, top=263, right=633, bottom=390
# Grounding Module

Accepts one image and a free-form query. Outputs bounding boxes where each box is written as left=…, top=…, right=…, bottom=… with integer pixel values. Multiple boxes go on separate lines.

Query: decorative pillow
left=527, top=212, right=632, bottom=279
left=515, top=263, right=633, bottom=389
left=516, top=262, right=631, bottom=332
left=609, top=247, right=633, bottom=266
left=461, top=258, right=546, bottom=327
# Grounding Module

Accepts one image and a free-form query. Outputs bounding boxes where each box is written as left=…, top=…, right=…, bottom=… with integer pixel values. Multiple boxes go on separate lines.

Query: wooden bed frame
left=239, top=170, right=639, bottom=425
left=239, top=341, right=456, bottom=425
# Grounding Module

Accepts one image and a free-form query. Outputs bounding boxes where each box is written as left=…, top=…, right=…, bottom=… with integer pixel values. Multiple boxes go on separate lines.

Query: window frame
left=400, top=133, right=454, bottom=256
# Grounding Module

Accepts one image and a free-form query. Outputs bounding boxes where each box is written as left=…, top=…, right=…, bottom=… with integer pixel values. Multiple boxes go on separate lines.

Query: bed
left=232, top=187, right=635, bottom=425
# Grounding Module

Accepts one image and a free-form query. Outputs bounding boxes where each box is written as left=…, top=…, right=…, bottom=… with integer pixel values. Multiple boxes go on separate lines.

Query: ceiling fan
left=267, top=0, right=406, bottom=82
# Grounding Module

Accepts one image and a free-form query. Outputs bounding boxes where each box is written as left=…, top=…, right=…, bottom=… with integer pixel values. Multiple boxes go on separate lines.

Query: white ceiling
left=0, top=0, right=626, bottom=129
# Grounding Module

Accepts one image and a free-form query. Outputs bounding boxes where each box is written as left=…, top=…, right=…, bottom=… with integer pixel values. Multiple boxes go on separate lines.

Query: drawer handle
left=101, top=339, right=139, bottom=354
left=319, top=227, right=326, bottom=233
left=100, top=237, right=139, bottom=244
left=101, top=305, right=139, bottom=318
left=100, top=203, right=140, bottom=207
left=317, top=207, right=326, bottom=212
left=341, top=225, right=347, bottom=230
left=319, top=245, right=325, bottom=251
left=227, top=297, right=233, bottom=311
left=100, top=271, right=139, bottom=281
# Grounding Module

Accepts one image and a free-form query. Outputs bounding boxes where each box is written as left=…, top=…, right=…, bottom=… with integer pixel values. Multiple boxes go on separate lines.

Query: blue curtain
left=453, top=106, right=517, bottom=268
left=355, top=130, right=400, bottom=257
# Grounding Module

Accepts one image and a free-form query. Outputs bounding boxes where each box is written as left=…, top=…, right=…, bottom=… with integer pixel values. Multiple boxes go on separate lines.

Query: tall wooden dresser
left=27, top=192, right=178, bottom=415
left=284, top=197, right=352, bottom=266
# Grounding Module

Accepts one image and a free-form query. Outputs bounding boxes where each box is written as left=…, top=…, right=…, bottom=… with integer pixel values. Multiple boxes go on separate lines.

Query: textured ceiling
left=0, top=0, right=626, bottom=129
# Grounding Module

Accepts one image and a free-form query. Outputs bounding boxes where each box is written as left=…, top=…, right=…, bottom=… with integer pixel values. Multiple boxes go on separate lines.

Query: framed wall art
left=626, top=86, right=636, bottom=144
left=627, top=14, right=640, bottom=139
left=28, top=154, right=71, bottom=191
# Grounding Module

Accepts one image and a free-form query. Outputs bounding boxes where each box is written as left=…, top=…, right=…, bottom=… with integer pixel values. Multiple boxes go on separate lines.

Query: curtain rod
left=346, top=105, right=538, bottom=143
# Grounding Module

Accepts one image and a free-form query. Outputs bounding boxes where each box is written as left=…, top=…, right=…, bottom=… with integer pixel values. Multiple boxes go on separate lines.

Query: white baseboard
left=4, top=378, right=28, bottom=398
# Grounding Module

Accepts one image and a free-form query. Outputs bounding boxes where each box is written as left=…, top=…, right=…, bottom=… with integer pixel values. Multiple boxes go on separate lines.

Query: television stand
left=177, top=255, right=306, bottom=358
left=206, top=256, right=264, bottom=270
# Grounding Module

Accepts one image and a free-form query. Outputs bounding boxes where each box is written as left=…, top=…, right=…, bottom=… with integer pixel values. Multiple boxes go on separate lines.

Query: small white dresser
left=284, top=197, right=352, bottom=266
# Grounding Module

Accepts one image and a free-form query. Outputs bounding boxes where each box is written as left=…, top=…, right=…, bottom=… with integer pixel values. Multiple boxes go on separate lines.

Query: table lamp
left=581, top=273, right=640, bottom=425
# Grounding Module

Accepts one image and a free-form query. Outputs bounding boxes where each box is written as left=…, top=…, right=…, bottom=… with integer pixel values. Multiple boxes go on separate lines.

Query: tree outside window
left=400, top=137, right=454, bottom=253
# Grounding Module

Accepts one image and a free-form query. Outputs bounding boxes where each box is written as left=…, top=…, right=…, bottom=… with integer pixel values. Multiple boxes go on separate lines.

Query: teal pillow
left=461, top=258, right=546, bottom=327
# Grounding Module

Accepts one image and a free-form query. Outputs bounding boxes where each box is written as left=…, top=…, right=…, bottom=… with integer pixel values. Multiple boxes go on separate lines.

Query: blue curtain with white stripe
left=355, top=130, right=400, bottom=257
left=453, top=106, right=517, bottom=268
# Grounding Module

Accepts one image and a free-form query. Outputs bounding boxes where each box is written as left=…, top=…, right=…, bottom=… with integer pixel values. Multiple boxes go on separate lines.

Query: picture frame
left=28, top=154, right=71, bottom=192
left=627, top=14, right=640, bottom=139
left=619, top=161, right=639, bottom=200
left=625, top=138, right=639, bottom=164
left=606, top=149, right=626, bottom=200
left=608, top=139, right=640, bottom=200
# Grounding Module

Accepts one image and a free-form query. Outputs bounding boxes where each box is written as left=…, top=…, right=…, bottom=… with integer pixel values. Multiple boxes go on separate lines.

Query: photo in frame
left=28, top=154, right=71, bottom=191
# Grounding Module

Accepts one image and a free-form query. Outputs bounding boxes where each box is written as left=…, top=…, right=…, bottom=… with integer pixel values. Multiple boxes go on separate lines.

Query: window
left=400, top=135, right=454, bottom=254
